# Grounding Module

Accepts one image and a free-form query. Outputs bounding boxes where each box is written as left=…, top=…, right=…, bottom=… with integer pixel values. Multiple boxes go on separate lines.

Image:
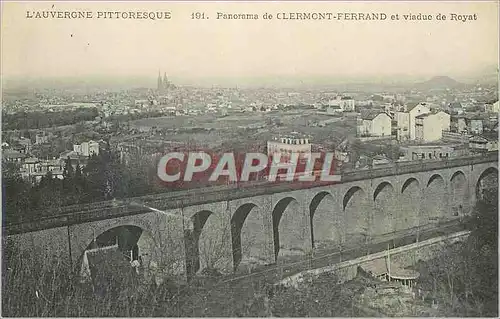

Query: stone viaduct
left=4, top=153, right=498, bottom=281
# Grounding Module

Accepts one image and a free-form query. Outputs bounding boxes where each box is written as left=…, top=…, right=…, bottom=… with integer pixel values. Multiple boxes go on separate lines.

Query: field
left=128, top=110, right=357, bottom=151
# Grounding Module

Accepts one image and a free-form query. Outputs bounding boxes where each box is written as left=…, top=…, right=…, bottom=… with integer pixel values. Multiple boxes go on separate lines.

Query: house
left=21, top=157, right=41, bottom=178
left=326, top=95, right=355, bottom=112
left=395, top=112, right=410, bottom=141
left=334, top=138, right=350, bottom=163
left=408, top=102, right=431, bottom=140
left=357, top=110, right=391, bottom=137
left=11, top=137, right=32, bottom=153
left=469, top=134, right=498, bottom=152
left=326, top=105, right=343, bottom=114
left=340, top=96, right=355, bottom=112
left=400, top=145, right=463, bottom=161
left=59, top=150, right=88, bottom=170
left=415, top=111, right=451, bottom=142
left=391, top=101, right=406, bottom=112
left=2, top=149, right=27, bottom=163
left=448, top=101, right=464, bottom=115
left=28, top=159, right=65, bottom=184
left=469, top=118, right=484, bottom=135
left=451, top=116, right=468, bottom=133
left=134, top=99, right=149, bottom=107
left=484, top=100, right=499, bottom=113
left=35, top=132, right=49, bottom=145
left=73, top=140, right=99, bottom=157
left=372, top=155, right=391, bottom=166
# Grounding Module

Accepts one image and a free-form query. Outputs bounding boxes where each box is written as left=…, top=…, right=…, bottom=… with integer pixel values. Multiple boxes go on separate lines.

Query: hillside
left=415, top=76, right=464, bottom=90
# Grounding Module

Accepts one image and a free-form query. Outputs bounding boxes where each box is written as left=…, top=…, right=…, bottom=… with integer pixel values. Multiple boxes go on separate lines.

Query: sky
left=1, top=1, right=499, bottom=84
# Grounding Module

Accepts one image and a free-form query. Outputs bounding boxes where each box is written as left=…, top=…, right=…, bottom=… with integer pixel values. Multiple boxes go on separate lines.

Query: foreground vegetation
left=415, top=191, right=498, bottom=317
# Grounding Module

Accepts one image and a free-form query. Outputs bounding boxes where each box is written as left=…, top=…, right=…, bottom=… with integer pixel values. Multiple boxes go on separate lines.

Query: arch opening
left=374, top=182, right=393, bottom=201
left=401, top=178, right=419, bottom=194
left=343, top=186, right=364, bottom=211
left=79, top=225, right=157, bottom=293
left=343, top=186, right=369, bottom=244
left=450, top=171, right=469, bottom=217
left=184, top=210, right=213, bottom=276
left=400, top=178, right=421, bottom=230
left=231, top=203, right=258, bottom=270
left=427, top=174, right=444, bottom=187
left=423, top=174, right=446, bottom=223
left=309, top=191, right=338, bottom=250
left=272, top=197, right=304, bottom=260
left=476, top=167, right=498, bottom=204
left=372, top=182, right=396, bottom=236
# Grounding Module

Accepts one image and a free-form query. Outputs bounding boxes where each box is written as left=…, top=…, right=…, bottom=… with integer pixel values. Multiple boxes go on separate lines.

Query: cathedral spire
left=157, top=70, right=163, bottom=91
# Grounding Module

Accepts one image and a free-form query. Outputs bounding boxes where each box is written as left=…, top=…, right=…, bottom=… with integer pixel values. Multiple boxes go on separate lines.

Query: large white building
left=357, top=111, right=391, bottom=137
left=394, top=103, right=432, bottom=141
left=415, top=111, right=451, bottom=142
left=267, top=136, right=311, bottom=162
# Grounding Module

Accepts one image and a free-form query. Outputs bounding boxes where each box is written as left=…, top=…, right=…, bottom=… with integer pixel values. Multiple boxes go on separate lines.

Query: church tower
left=163, top=72, right=169, bottom=90
left=157, top=71, right=163, bottom=92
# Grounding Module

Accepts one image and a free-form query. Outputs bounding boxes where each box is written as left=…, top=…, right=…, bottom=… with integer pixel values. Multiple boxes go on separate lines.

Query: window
left=428, top=153, right=432, bottom=159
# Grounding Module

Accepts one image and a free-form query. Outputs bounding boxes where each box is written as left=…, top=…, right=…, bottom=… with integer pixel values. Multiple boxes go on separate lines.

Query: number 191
left=191, top=12, right=206, bottom=19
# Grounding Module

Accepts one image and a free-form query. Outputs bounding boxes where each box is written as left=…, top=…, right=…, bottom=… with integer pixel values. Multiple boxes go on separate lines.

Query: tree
left=63, top=157, right=74, bottom=180
left=2, top=161, right=31, bottom=221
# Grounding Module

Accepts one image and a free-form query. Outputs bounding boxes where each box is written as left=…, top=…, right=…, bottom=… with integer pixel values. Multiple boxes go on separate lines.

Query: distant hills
left=3, top=72, right=496, bottom=92
left=415, top=76, right=464, bottom=90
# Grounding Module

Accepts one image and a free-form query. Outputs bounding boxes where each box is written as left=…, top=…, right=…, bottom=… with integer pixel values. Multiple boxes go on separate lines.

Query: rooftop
left=407, top=102, right=428, bottom=112
left=361, top=110, right=388, bottom=120
left=415, top=110, right=449, bottom=119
